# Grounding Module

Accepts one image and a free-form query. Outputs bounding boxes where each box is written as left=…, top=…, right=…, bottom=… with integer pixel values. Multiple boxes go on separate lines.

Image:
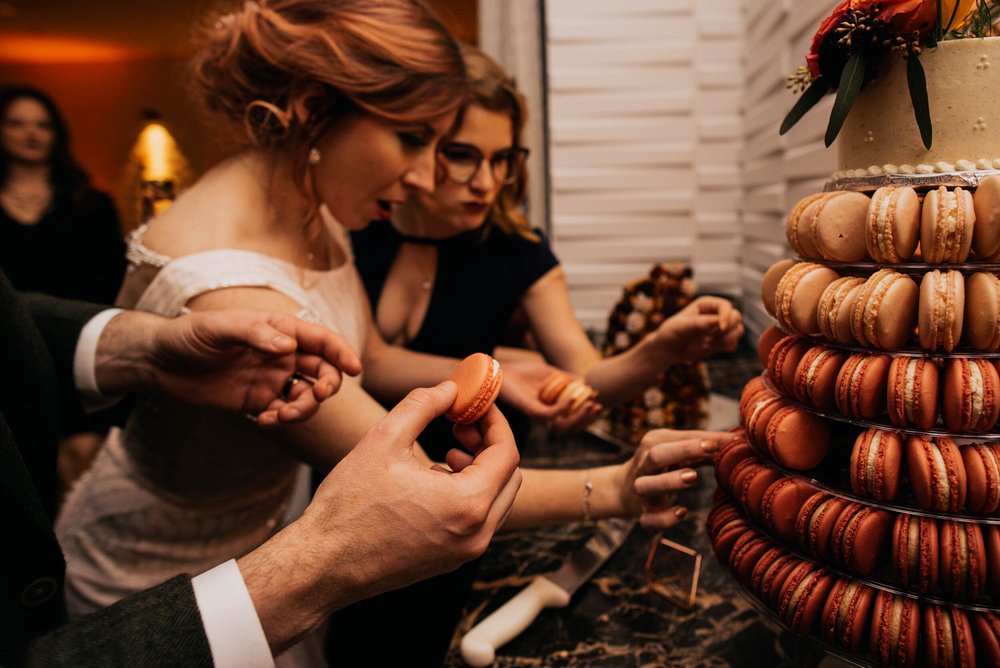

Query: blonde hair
left=459, top=45, right=537, bottom=242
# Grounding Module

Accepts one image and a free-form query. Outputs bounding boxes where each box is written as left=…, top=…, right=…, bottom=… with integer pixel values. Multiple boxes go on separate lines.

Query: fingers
left=481, top=466, right=523, bottom=533
left=285, top=319, right=362, bottom=377
left=370, top=382, right=459, bottom=450
left=550, top=400, right=602, bottom=432
left=444, top=448, right=475, bottom=472
left=644, top=436, right=718, bottom=471
left=634, top=467, right=700, bottom=496
left=450, top=405, right=521, bottom=501
left=639, top=504, right=690, bottom=531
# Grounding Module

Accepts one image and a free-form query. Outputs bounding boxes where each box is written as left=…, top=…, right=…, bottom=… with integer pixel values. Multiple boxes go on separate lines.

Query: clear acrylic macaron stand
left=713, top=171, right=1000, bottom=667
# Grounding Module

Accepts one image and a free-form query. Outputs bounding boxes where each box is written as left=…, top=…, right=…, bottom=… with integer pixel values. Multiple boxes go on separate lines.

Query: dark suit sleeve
left=18, top=291, right=107, bottom=389
left=20, top=576, right=212, bottom=668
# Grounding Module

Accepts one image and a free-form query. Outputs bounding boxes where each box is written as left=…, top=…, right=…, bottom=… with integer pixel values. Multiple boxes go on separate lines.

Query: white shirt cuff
left=192, top=559, right=275, bottom=668
left=73, top=308, right=125, bottom=411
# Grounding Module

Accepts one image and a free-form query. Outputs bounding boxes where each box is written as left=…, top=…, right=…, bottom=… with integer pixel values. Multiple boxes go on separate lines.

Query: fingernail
left=272, top=334, right=294, bottom=348
left=674, top=507, right=689, bottom=520
left=680, top=469, right=698, bottom=484
left=285, top=407, right=300, bottom=420
left=701, top=439, right=718, bottom=454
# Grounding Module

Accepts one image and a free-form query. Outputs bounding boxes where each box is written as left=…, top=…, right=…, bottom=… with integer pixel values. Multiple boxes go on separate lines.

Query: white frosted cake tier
left=836, top=36, right=1000, bottom=179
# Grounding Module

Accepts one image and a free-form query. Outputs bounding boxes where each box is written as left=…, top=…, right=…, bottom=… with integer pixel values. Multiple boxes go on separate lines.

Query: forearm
left=504, top=465, right=627, bottom=529
left=92, top=311, right=160, bottom=395
left=362, top=341, right=458, bottom=403
left=238, top=520, right=352, bottom=656
left=583, top=332, right=678, bottom=406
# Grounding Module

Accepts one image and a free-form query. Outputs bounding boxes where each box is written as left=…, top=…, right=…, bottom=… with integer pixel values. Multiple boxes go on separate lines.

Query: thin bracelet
left=582, top=470, right=593, bottom=524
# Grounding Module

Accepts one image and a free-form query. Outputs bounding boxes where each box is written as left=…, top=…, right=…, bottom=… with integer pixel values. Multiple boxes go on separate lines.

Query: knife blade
left=460, top=518, right=635, bottom=666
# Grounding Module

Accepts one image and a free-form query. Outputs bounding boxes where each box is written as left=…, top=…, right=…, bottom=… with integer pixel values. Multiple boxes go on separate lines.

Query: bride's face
left=310, top=111, right=455, bottom=231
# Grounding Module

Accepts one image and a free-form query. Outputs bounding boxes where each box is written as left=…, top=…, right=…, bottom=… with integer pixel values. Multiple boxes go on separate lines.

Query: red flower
left=856, top=0, right=936, bottom=35
left=807, top=1, right=850, bottom=77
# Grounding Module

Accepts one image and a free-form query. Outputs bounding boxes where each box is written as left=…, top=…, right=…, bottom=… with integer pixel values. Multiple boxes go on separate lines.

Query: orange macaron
left=921, top=186, right=974, bottom=263
left=866, top=186, right=921, bottom=263
left=446, top=353, right=503, bottom=424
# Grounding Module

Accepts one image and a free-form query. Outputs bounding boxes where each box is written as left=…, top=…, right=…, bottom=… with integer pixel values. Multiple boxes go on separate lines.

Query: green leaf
left=907, top=55, right=933, bottom=149
left=779, top=77, right=830, bottom=135
left=824, top=52, right=865, bottom=147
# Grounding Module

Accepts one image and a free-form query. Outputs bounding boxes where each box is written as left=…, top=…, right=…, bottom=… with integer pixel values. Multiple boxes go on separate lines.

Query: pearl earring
left=308, top=148, right=321, bottom=165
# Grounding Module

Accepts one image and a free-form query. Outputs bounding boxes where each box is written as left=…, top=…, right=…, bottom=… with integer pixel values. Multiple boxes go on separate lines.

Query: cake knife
left=460, top=517, right=635, bottom=667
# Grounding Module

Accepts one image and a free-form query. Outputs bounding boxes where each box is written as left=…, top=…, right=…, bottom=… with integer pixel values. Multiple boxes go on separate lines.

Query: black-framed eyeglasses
left=436, top=142, right=529, bottom=186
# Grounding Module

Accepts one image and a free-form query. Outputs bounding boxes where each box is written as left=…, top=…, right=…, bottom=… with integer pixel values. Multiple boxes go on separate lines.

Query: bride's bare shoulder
left=139, top=156, right=270, bottom=257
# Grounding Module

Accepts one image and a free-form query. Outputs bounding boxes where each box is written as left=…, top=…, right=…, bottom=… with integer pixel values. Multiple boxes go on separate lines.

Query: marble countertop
left=443, top=396, right=827, bottom=667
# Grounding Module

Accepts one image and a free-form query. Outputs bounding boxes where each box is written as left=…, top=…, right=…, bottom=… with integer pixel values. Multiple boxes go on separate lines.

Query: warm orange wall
left=0, top=0, right=476, bottom=231
left=0, top=57, right=237, bottom=229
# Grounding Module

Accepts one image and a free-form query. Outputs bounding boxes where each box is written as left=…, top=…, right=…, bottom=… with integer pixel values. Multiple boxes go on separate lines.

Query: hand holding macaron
left=489, top=353, right=601, bottom=427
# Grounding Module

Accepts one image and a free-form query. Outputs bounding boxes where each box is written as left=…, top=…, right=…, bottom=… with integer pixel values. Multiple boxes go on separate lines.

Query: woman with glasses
left=340, top=45, right=745, bottom=666
left=352, top=45, right=744, bottom=447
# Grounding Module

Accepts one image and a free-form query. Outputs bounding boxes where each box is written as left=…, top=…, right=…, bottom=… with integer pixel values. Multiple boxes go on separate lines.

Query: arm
left=503, top=428, right=729, bottom=529
left=521, top=267, right=744, bottom=406
left=22, top=383, right=523, bottom=665
left=239, top=383, right=522, bottom=654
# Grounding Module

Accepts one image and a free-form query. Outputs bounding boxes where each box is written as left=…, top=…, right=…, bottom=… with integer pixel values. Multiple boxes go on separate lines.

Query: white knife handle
left=460, top=577, right=571, bottom=666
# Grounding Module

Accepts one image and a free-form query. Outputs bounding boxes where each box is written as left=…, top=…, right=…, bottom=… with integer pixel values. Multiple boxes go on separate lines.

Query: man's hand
left=240, top=381, right=522, bottom=653
left=95, top=310, right=361, bottom=425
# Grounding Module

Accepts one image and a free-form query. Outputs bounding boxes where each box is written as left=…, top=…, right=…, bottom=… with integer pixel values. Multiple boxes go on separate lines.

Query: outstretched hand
left=654, top=295, right=744, bottom=363
left=496, top=354, right=601, bottom=429
left=97, top=309, right=362, bottom=425
left=617, top=428, right=733, bottom=530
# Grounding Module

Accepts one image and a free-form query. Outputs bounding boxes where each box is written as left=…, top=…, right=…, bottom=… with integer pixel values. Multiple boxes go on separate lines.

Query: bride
left=56, top=0, right=727, bottom=663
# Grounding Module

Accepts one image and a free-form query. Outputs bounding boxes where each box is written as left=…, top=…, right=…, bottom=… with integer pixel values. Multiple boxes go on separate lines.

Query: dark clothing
left=352, top=220, right=559, bottom=461
left=325, top=223, right=558, bottom=667
left=0, top=188, right=126, bottom=304
left=353, top=220, right=558, bottom=360
left=0, top=270, right=211, bottom=666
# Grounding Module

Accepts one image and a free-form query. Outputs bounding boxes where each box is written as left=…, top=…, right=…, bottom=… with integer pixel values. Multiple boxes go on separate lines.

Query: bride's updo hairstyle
left=192, top=0, right=467, bottom=188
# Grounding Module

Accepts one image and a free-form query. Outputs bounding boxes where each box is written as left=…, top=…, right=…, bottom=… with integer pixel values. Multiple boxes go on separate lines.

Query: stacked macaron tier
left=723, top=173, right=1000, bottom=665
left=785, top=176, right=1000, bottom=265
left=707, top=494, right=1000, bottom=665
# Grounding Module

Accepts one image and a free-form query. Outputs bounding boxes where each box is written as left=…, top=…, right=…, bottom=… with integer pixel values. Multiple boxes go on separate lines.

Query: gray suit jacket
left=0, top=270, right=212, bottom=666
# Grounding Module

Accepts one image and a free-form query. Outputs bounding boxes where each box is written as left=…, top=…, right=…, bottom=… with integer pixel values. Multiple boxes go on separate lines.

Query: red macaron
left=905, top=436, right=967, bottom=512
left=756, top=324, right=786, bottom=367
left=796, top=492, right=850, bottom=561
left=985, top=524, right=1000, bottom=599
left=939, top=520, right=987, bottom=600
left=792, top=345, right=846, bottom=411
left=714, top=436, right=755, bottom=496
left=962, top=442, right=1000, bottom=514
left=831, top=501, right=893, bottom=576
left=750, top=548, right=799, bottom=608
left=446, top=353, right=502, bottom=424
left=870, top=591, right=921, bottom=668
left=760, top=477, right=817, bottom=545
left=941, top=357, right=1000, bottom=433
left=732, top=462, right=782, bottom=523
left=835, top=353, right=891, bottom=419
left=777, top=561, right=835, bottom=634
left=744, top=393, right=786, bottom=456
left=766, top=335, right=811, bottom=397
left=729, top=531, right=774, bottom=587
left=887, top=355, right=939, bottom=430
left=892, top=513, right=939, bottom=594
left=765, top=404, right=830, bottom=471
left=849, top=428, right=904, bottom=501
left=820, top=577, right=877, bottom=652
left=923, top=604, right=976, bottom=668
left=969, top=611, right=1000, bottom=668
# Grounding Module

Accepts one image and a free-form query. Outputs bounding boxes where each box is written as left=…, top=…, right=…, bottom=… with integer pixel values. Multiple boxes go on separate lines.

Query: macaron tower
left=711, top=23, right=1000, bottom=664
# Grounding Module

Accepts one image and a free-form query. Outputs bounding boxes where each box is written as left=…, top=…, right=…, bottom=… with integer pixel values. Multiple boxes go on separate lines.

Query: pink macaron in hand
left=445, top=353, right=503, bottom=424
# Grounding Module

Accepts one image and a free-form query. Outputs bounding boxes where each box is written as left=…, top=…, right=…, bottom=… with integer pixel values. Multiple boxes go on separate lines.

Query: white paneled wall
left=740, top=0, right=839, bottom=342
left=544, top=0, right=745, bottom=330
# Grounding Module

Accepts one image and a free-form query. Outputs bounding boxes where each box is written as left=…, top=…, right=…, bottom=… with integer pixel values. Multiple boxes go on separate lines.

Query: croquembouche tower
left=711, top=2, right=1000, bottom=665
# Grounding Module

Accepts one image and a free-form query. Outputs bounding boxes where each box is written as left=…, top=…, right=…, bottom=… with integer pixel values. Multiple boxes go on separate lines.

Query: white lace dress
left=55, top=222, right=366, bottom=665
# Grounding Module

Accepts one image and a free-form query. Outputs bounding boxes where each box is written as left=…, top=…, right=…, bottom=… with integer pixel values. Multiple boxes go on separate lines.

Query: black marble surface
left=443, top=354, right=830, bottom=667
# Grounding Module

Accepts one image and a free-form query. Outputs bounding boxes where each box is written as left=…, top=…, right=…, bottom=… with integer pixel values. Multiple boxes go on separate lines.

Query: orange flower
left=857, top=0, right=936, bottom=34
left=938, top=0, right=980, bottom=31
left=807, top=0, right=850, bottom=77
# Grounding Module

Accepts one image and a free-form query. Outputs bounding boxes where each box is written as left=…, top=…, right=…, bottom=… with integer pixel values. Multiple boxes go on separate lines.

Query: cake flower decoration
left=781, top=0, right=994, bottom=148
